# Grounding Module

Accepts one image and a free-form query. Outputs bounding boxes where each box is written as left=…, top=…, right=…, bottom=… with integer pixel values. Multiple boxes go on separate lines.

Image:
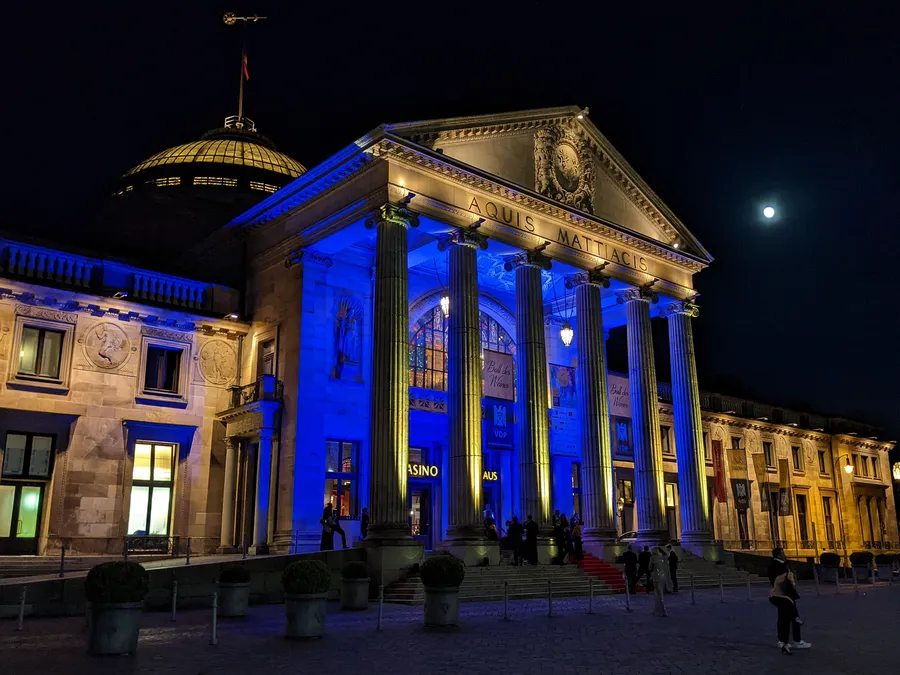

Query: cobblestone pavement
left=1, top=583, right=896, bottom=674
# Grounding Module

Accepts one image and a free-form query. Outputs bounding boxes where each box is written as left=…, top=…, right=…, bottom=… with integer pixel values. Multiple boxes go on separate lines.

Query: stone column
left=218, top=437, right=238, bottom=551
left=252, top=429, right=274, bottom=554
left=507, top=251, right=553, bottom=534
left=665, top=300, right=713, bottom=547
left=619, top=286, right=667, bottom=544
left=366, top=203, right=417, bottom=542
left=442, top=227, right=489, bottom=542
left=569, top=270, right=617, bottom=548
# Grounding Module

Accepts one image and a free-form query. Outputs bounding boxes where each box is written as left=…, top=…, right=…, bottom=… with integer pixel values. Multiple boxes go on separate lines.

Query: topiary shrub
left=85, top=561, right=149, bottom=604
left=819, top=552, right=841, bottom=567
left=874, top=553, right=895, bottom=565
left=219, top=564, right=252, bottom=584
left=420, top=554, right=465, bottom=589
left=849, top=551, right=875, bottom=566
left=282, top=559, right=331, bottom=595
left=341, top=561, right=369, bottom=580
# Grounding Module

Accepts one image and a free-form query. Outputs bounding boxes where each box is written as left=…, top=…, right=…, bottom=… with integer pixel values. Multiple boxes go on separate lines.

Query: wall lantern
left=844, top=457, right=854, bottom=474
left=440, top=294, right=450, bottom=318
left=560, top=322, right=574, bottom=347
left=892, top=461, right=900, bottom=482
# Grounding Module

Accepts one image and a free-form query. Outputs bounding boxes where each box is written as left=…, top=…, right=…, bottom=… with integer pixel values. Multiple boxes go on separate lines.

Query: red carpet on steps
left=576, top=553, right=626, bottom=592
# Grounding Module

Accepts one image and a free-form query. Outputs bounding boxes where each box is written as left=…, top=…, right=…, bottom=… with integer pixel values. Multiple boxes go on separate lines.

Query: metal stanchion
left=547, top=580, right=553, bottom=618
left=624, top=574, right=632, bottom=612
left=170, top=580, right=178, bottom=622
left=186, top=538, right=192, bottom=566
left=16, top=587, right=26, bottom=631
left=209, top=592, right=218, bottom=646
left=503, top=580, right=510, bottom=621
left=746, top=572, right=752, bottom=602
left=719, top=575, right=725, bottom=603
left=243, top=536, right=248, bottom=561
left=377, top=584, right=384, bottom=631
left=690, top=573, right=696, bottom=605
left=588, top=577, right=595, bottom=615
left=813, top=566, right=820, bottom=596
left=835, top=569, right=841, bottom=594
left=853, top=567, right=859, bottom=593
left=58, top=545, right=66, bottom=578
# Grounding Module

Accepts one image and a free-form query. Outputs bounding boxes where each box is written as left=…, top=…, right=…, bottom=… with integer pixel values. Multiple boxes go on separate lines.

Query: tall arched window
left=408, top=306, right=515, bottom=391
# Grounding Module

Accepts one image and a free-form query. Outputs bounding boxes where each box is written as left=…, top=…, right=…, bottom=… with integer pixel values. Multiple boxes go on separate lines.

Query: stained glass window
left=408, top=306, right=515, bottom=392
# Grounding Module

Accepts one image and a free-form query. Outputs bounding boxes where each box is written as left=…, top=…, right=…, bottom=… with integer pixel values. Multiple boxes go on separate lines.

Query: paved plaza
left=0, top=583, right=895, bottom=674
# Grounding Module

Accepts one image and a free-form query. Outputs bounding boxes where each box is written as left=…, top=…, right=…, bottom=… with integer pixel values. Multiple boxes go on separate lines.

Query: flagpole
left=223, top=12, right=267, bottom=126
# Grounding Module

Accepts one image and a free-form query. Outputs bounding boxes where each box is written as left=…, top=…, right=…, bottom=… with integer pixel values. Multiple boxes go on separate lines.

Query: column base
left=363, top=540, right=425, bottom=591
left=249, top=543, right=270, bottom=556
left=216, top=545, right=238, bottom=554
left=440, top=539, right=500, bottom=567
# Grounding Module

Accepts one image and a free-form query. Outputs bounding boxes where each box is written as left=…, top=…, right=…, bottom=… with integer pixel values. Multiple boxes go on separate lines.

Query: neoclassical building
left=1, top=107, right=896, bottom=571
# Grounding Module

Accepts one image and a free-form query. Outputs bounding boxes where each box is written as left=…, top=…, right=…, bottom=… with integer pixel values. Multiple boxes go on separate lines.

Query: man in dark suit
left=507, top=516, right=524, bottom=566
left=637, top=545, right=652, bottom=592
left=524, top=514, right=539, bottom=566
left=622, top=544, right=639, bottom=593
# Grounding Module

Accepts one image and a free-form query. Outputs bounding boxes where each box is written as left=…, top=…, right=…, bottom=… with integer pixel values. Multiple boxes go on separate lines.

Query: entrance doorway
left=0, top=482, right=44, bottom=555
left=233, top=441, right=257, bottom=552
left=409, top=485, right=432, bottom=550
left=664, top=483, right=678, bottom=541
left=483, top=483, right=501, bottom=531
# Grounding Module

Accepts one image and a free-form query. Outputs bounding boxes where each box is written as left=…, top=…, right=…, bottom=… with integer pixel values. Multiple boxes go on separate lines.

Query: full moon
left=763, top=206, right=775, bottom=219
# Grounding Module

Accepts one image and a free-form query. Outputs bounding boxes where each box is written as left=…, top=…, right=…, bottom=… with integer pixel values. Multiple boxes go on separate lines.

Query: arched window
left=408, top=306, right=515, bottom=391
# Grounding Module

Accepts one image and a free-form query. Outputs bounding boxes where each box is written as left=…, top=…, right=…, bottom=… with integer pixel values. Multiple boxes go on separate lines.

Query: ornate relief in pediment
left=534, top=125, right=595, bottom=215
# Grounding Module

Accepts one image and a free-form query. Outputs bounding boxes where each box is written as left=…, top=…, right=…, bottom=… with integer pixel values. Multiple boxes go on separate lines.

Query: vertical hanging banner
left=778, top=458, right=793, bottom=516
left=712, top=440, right=727, bottom=503
left=727, top=448, right=748, bottom=478
left=731, top=479, right=751, bottom=510
left=549, top=363, right=577, bottom=408
left=752, top=453, right=770, bottom=512
left=483, top=349, right=514, bottom=401
left=483, top=397, right=514, bottom=450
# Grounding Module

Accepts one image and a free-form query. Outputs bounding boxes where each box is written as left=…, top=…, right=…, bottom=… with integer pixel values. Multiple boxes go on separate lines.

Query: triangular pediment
left=385, top=106, right=711, bottom=263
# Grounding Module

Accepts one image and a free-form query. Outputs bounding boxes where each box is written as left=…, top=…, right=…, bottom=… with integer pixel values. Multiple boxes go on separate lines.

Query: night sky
left=6, top=5, right=898, bottom=440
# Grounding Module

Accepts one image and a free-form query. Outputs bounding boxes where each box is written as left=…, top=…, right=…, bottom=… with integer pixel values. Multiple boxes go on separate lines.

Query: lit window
left=660, top=426, right=673, bottom=454
left=127, top=443, right=175, bottom=536
left=145, top=177, right=181, bottom=187
left=2, top=433, right=54, bottom=479
left=249, top=181, right=278, bottom=193
left=9, top=315, right=76, bottom=392
left=616, top=479, right=634, bottom=505
left=324, top=440, right=357, bottom=519
left=193, top=176, right=238, bottom=187
left=18, top=326, right=63, bottom=380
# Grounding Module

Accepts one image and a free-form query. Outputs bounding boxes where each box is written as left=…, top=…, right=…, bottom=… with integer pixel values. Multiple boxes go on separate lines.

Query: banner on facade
left=731, top=478, right=751, bottom=511
left=483, top=350, right=514, bottom=401
left=548, top=407, right=578, bottom=456
left=549, top=363, right=577, bottom=408
left=777, top=458, right=793, bottom=516
left=607, top=374, right=631, bottom=418
left=751, top=453, right=768, bottom=485
left=483, top=397, right=514, bottom=450
left=727, top=447, right=748, bottom=479
left=712, top=439, right=727, bottom=503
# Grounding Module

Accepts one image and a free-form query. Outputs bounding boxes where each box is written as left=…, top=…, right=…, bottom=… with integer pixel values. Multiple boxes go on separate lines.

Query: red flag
left=242, top=52, right=249, bottom=81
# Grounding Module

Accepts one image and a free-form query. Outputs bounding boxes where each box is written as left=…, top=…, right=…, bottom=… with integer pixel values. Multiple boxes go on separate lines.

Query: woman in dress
left=650, top=546, right=669, bottom=617
left=571, top=516, right=584, bottom=562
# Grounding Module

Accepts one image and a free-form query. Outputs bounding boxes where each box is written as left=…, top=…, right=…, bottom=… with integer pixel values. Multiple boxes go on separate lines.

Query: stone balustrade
left=132, top=273, right=207, bottom=309
left=4, top=242, right=95, bottom=287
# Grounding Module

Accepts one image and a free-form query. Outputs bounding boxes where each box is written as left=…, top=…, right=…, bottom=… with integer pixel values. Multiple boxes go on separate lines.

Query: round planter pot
left=218, top=582, right=251, bottom=617
left=340, top=578, right=369, bottom=610
left=820, top=566, right=839, bottom=583
left=284, top=593, right=328, bottom=639
left=424, top=586, right=460, bottom=627
left=877, top=566, right=893, bottom=581
left=88, top=601, right=143, bottom=656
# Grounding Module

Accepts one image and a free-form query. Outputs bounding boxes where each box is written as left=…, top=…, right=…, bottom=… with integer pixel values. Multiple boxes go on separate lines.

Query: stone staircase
left=576, top=553, right=627, bottom=591
left=383, top=561, right=620, bottom=605
left=607, top=549, right=770, bottom=590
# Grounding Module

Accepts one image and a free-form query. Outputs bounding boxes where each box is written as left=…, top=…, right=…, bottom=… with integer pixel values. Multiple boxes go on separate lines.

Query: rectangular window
left=791, top=446, right=803, bottom=472
left=127, top=442, right=175, bottom=536
left=703, top=432, right=711, bottom=461
left=852, top=453, right=860, bottom=475
left=665, top=483, right=676, bottom=508
left=860, top=456, right=869, bottom=478
left=796, top=493, right=809, bottom=541
left=257, top=338, right=275, bottom=377
left=818, top=450, right=828, bottom=475
left=324, top=440, right=357, bottom=519
left=731, top=436, right=742, bottom=450
left=144, top=346, right=182, bottom=393
left=822, top=496, right=836, bottom=543
left=2, top=432, right=55, bottom=479
left=660, top=426, right=672, bottom=455
left=763, top=441, right=774, bottom=467
left=617, top=479, right=634, bottom=504
left=18, top=326, right=64, bottom=379
left=871, top=457, right=879, bottom=479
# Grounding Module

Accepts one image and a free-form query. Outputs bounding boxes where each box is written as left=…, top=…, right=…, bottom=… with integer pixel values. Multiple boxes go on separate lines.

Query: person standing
left=768, top=547, right=811, bottom=654
left=637, top=545, right=652, bottom=592
left=571, top=516, right=584, bottom=562
left=622, top=544, right=638, bottom=594
left=319, top=504, right=334, bottom=551
left=666, top=544, right=679, bottom=593
left=507, top=516, right=524, bottom=566
left=360, top=506, right=369, bottom=541
left=524, top=514, right=539, bottom=566
left=650, top=546, right=669, bottom=616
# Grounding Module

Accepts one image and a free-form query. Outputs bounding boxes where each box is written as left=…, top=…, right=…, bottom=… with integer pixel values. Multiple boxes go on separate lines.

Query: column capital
left=437, top=222, right=489, bottom=251
left=565, top=265, right=610, bottom=289
left=365, top=202, right=419, bottom=229
left=224, top=437, right=238, bottom=451
left=503, top=247, right=552, bottom=272
left=617, top=284, right=658, bottom=305
left=663, top=300, right=700, bottom=319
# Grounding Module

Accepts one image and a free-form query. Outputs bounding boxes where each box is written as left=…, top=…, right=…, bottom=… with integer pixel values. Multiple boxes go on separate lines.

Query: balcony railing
left=132, top=272, right=207, bottom=310
left=227, top=374, right=283, bottom=409
left=4, top=242, right=96, bottom=288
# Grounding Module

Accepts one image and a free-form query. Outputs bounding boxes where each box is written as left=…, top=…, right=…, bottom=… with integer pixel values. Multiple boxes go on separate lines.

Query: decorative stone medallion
left=198, top=339, right=237, bottom=385
left=82, top=322, right=131, bottom=369
left=534, top=124, right=596, bottom=214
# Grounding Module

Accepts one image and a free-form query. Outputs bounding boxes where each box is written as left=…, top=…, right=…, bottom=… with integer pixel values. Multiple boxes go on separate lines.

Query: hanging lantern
left=440, top=294, right=450, bottom=317
left=560, top=322, right=574, bottom=347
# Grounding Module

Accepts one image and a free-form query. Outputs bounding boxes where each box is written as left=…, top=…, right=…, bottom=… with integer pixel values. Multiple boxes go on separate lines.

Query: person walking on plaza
left=768, top=547, right=811, bottom=654
left=650, top=546, right=669, bottom=617
left=524, top=514, right=539, bottom=565
left=637, top=545, right=652, bottom=592
left=622, top=544, right=638, bottom=593
left=666, top=544, right=679, bottom=593
left=571, top=516, right=584, bottom=562
left=507, top=516, right=524, bottom=566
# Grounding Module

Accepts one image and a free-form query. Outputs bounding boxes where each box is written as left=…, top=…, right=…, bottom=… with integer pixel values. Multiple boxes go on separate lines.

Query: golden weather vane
left=223, top=12, right=268, bottom=123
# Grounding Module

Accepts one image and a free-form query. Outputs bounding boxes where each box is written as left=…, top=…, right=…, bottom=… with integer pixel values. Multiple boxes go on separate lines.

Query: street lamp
left=440, top=294, right=450, bottom=317
left=844, top=457, right=854, bottom=474
left=560, top=322, right=574, bottom=347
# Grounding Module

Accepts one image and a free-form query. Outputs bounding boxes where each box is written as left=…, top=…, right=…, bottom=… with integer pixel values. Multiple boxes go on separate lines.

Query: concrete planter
left=88, top=602, right=143, bottom=655
left=819, top=566, right=840, bottom=583
left=852, top=565, right=871, bottom=582
left=340, top=578, right=369, bottom=611
left=424, top=586, right=460, bottom=627
left=877, top=566, right=894, bottom=581
left=217, top=582, right=251, bottom=617
left=284, top=593, right=327, bottom=639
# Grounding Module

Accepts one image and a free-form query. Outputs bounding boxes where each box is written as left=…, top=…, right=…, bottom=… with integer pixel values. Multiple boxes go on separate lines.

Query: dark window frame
left=17, top=326, right=65, bottom=380
left=144, top=345, right=182, bottom=394
left=325, top=439, right=359, bottom=520
left=1, top=432, right=56, bottom=479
